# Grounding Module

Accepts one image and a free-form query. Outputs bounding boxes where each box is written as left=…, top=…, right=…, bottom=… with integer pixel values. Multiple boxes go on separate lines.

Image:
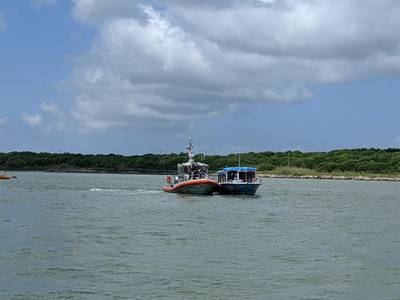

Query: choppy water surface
left=1, top=172, right=400, bottom=299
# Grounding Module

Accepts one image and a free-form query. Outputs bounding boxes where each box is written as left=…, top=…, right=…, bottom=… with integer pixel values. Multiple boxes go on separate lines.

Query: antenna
left=187, top=136, right=195, bottom=163
left=238, top=145, right=241, bottom=168
left=198, top=137, right=202, bottom=162
left=198, top=138, right=206, bottom=162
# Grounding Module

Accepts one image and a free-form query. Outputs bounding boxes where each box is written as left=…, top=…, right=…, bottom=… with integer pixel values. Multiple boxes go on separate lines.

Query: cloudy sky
left=1, top=0, right=400, bottom=154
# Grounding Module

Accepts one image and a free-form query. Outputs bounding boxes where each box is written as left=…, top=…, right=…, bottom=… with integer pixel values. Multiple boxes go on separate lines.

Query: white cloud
left=177, top=2, right=398, bottom=59
left=40, top=101, right=64, bottom=118
left=39, top=102, right=68, bottom=132
left=20, top=103, right=67, bottom=132
left=68, top=0, right=400, bottom=130
left=71, top=0, right=143, bottom=25
left=21, top=113, right=43, bottom=127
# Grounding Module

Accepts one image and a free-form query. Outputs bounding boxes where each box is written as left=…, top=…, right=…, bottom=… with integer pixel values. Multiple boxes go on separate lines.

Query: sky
left=1, top=0, right=400, bottom=155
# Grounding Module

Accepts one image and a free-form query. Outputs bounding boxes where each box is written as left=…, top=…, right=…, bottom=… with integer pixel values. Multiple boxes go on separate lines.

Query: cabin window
left=247, top=171, right=255, bottom=182
left=177, top=165, right=183, bottom=175
left=227, top=171, right=237, bottom=181
left=239, top=172, right=247, bottom=181
left=237, top=171, right=255, bottom=182
left=218, top=173, right=226, bottom=182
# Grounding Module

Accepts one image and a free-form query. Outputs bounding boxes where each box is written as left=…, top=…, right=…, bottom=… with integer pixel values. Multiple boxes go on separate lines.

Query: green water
left=1, top=172, right=400, bottom=299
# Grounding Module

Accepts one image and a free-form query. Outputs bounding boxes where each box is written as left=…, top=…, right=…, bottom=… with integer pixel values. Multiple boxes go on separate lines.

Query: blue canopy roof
left=218, top=167, right=257, bottom=173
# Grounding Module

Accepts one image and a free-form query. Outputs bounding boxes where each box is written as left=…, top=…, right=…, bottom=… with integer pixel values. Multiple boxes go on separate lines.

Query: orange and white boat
left=162, top=138, right=219, bottom=195
left=0, top=172, right=17, bottom=180
left=163, top=178, right=219, bottom=194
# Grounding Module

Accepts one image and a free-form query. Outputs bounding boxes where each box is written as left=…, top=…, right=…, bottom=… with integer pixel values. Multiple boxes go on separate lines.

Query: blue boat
left=217, top=167, right=262, bottom=195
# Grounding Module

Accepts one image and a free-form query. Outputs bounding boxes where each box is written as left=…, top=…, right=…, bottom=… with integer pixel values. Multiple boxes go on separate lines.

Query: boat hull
left=218, top=182, right=261, bottom=195
left=163, top=179, right=219, bottom=195
left=0, top=175, right=17, bottom=180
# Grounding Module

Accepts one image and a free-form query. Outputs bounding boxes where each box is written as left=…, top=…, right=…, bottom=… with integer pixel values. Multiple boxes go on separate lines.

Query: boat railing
left=208, top=174, right=218, bottom=181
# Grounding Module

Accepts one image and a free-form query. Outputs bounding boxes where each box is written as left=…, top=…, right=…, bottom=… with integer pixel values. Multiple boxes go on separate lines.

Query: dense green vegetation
left=1, top=148, right=400, bottom=176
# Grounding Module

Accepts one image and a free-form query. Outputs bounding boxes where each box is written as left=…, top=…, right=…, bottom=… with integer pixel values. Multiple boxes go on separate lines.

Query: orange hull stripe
left=163, top=179, right=218, bottom=192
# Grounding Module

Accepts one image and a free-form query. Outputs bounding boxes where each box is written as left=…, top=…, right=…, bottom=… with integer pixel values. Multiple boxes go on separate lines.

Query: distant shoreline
left=2, top=149, right=400, bottom=181
left=5, top=169, right=400, bottom=182
left=5, top=169, right=170, bottom=175
left=259, top=173, right=400, bottom=182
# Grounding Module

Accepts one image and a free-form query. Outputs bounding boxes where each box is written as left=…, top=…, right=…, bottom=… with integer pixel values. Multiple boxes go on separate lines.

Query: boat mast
left=187, top=136, right=195, bottom=164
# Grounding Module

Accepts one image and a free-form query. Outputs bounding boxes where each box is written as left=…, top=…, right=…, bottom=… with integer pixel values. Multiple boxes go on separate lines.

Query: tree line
left=1, top=148, right=400, bottom=174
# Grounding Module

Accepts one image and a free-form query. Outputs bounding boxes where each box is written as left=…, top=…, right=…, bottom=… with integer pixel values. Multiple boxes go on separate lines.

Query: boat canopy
left=217, top=166, right=257, bottom=183
left=218, top=167, right=256, bottom=173
left=181, top=161, right=209, bottom=168
left=178, top=161, right=209, bottom=178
